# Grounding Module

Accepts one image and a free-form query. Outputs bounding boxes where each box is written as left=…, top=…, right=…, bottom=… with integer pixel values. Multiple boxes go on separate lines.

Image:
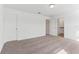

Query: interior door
left=17, top=13, right=28, bottom=40
left=4, top=14, right=17, bottom=42
left=46, top=20, right=50, bottom=35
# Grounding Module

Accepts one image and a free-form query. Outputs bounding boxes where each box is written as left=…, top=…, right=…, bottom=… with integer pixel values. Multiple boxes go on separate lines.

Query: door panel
left=4, top=14, right=17, bottom=42
left=46, top=20, right=50, bottom=35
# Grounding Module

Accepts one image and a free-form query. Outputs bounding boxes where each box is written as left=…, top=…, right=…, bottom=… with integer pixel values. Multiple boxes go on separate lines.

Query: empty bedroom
left=0, top=4, right=79, bottom=54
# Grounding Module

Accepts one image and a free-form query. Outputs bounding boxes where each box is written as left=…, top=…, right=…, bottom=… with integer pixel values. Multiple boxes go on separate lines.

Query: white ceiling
left=4, top=4, right=79, bottom=16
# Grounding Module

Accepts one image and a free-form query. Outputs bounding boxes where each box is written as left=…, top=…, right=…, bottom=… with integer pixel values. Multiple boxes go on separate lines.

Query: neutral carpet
left=1, top=35, right=79, bottom=54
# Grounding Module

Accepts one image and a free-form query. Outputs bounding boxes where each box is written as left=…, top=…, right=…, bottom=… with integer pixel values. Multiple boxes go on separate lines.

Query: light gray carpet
left=1, top=35, right=79, bottom=54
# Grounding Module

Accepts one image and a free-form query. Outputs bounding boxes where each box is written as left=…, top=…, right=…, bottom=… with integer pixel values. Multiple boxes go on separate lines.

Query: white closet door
left=4, top=14, right=17, bottom=42
left=17, top=13, right=28, bottom=40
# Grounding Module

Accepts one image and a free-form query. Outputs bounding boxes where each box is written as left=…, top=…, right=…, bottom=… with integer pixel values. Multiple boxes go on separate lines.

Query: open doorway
left=46, top=19, right=50, bottom=35
left=57, top=17, right=64, bottom=37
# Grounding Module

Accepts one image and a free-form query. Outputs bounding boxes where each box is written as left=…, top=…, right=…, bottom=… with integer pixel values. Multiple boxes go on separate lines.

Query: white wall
left=0, top=5, right=4, bottom=52
left=3, top=7, right=46, bottom=41
left=64, top=11, right=79, bottom=40
left=4, top=12, right=17, bottom=42
left=17, top=12, right=46, bottom=40
left=49, top=16, right=58, bottom=36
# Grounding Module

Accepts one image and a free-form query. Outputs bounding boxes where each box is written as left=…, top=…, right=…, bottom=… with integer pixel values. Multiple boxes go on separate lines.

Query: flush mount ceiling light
left=49, top=4, right=55, bottom=8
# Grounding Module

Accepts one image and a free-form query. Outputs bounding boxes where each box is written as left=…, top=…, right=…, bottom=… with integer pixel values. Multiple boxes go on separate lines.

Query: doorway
left=46, top=19, right=50, bottom=35
left=57, top=17, right=64, bottom=37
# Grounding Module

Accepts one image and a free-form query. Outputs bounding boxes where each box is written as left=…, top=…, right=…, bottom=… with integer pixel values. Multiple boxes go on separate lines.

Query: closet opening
left=57, top=16, right=64, bottom=37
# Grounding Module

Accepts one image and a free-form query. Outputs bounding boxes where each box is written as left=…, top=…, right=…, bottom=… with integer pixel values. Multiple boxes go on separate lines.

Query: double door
left=4, top=13, right=25, bottom=41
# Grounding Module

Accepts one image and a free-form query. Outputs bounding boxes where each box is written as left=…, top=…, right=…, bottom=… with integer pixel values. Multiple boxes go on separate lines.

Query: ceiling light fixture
left=49, top=4, right=55, bottom=8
